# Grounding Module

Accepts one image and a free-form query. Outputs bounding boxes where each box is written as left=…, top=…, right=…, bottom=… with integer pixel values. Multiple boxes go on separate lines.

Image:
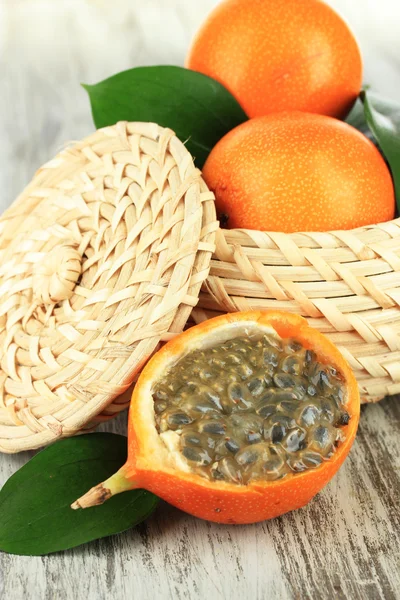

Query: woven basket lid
left=0, top=121, right=217, bottom=453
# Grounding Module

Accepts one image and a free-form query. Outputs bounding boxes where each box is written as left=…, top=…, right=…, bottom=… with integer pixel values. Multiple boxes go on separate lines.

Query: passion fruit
left=72, top=311, right=360, bottom=524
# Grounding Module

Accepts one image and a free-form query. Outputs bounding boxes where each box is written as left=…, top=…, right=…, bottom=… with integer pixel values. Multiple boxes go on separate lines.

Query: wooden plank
left=1, top=399, right=399, bottom=600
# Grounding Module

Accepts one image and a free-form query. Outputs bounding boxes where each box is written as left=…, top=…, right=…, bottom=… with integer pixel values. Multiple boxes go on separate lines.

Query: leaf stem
left=71, top=467, right=135, bottom=510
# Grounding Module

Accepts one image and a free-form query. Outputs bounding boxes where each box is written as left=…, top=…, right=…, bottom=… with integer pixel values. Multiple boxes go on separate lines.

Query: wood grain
left=1, top=399, right=400, bottom=600
left=1, top=1, right=400, bottom=598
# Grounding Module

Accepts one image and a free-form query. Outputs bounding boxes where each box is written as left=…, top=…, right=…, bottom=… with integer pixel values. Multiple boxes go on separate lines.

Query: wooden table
left=1, top=399, right=399, bottom=599
left=1, top=1, right=400, bottom=598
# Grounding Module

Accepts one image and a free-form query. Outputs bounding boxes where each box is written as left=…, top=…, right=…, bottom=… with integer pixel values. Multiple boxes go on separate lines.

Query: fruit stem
left=71, top=467, right=135, bottom=510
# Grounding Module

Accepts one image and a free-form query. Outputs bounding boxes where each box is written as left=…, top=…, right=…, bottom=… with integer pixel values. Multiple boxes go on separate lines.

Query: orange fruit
left=202, top=112, right=395, bottom=232
left=185, top=0, right=363, bottom=119
left=72, top=310, right=360, bottom=524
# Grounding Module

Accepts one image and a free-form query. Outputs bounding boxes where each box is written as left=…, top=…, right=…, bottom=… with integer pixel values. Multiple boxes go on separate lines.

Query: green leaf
left=360, top=90, right=400, bottom=208
left=0, top=433, right=158, bottom=556
left=346, top=96, right=372, bottom=137
left=83, top=65, right=248, bottom=168
left=346, top=90, right=400, bottom=137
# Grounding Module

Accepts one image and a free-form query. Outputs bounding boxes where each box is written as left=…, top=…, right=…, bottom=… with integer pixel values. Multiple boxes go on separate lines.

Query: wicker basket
left=191, top=224, right=400, bottom=404
left=0, top=122, right=217, bottom=453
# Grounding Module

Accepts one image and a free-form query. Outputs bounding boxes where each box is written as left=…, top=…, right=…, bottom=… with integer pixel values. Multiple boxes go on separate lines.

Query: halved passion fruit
left=72, top=311, right=360, bottom=524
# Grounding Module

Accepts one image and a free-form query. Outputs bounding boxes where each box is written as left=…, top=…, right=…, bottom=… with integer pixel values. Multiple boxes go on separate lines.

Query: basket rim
left=192, top=217, right=400, bottom=404
left=0, top=121, right=218, bottom=453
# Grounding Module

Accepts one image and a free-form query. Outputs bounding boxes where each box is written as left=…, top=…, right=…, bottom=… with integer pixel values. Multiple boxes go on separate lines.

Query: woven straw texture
left=192, top=224, right=400, bottom=404
left=0, top=121, right=217, bottom=453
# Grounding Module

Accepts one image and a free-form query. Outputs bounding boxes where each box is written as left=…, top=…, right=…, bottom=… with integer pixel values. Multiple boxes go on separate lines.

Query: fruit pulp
left=153, top=333, right=349, bottom=485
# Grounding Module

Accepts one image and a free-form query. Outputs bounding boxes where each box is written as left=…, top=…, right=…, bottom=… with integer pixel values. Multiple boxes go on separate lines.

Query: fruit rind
left=128, top=311, right=359, bottom=523
left=72, top=311, right=359, bottom=524
left=202, top=112, right=395, bottom=232
left=185, top=0, right=363, bottom=119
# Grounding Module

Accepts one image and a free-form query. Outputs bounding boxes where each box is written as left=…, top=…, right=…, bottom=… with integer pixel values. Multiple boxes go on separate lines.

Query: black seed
left=214, top=439, right=229, bottom=459
left=201, top=421, right=226, bottom=435
left=299, top=404, right=321, bottom=427
left=230, top=414, right=263, bottom=435
left=259, top=389, right=277, bottom=403
left=154, top=400, right=168, bottom=414
left=308, top=365, right=324, bottom=387
left=279, top=400, right=299, bottom=413
left=336, top=411, right=350, bottom=426
left=271, top=424, right=285, bottom=444
left=218, top=457, right=242, bottom=483
left=236, top=446, right=260, bottom=466
left=265, top=454, right=284, bottom=471
left=284, top=428, right=306, bottom=453
left=211, top=469, right=225, bottom=481
left=281, top=355, right=302, bottom=375
left=228, top=383, right=244, bottom=401
left=166, top=412, right=193, bottom=427
left=257, top=402, right=277, bottom=418
left=247, top=432, right=263, bottom=444
left=309, top=425, right=334, bottom=453
left=154, top=388, right=169, bottom=401
left=330, top=385, right=345, bottom=407
left=225, top=439, right=241, bottom=454
left=320, top=398, right=336, bottom=423
left=247, top=378, right=264, bottom=396
left=181, top=433, right=202, bottom=446
left=305, top=349, right=315, bottom=364
left=319, top=370, right=333, bottom=391
left=263, top=347, right=279, bottom=368
left=276, top=414, right=297, bottom=429
left=182, top=446, right=213, bottom=465
left=227, top=382, right=253, bottom=410
left=274, top=390, right=299, bottom=403
left=274, top=373, right=297, bottom=389
left=315, top=425, right=330, bottom=443
left=261, top=458, right=285, bottom=480
left=302, top=452, right=323, bottom=467
left=187, top=400, right=219, bottom=415
left=286, top=340, right=303, bottom=353
left=276, top=378, right=307, bottom=400
left=287, top=457, right=307, bottom=472
left=201, top=387, right=222, bottom=406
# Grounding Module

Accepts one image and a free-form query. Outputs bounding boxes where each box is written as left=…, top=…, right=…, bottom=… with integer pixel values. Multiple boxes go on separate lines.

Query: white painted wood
left=1, top=2, right=400, bottom=598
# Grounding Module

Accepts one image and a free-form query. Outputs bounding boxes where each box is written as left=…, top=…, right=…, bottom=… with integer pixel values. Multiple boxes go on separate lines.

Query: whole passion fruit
left=72, top=311, right=360, bottom=524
